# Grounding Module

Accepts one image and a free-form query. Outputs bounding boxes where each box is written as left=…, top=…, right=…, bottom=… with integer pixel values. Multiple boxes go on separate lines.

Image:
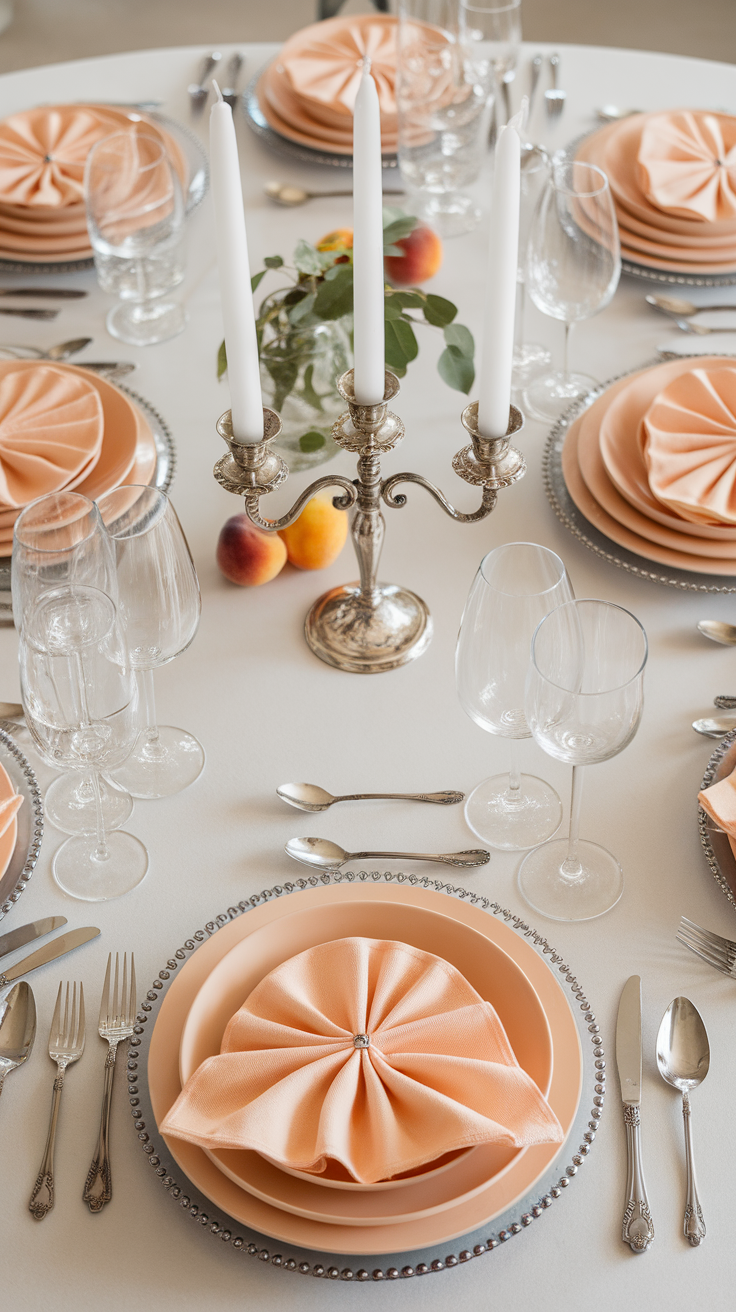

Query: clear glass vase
left=259, top=294, right=352, bottom=472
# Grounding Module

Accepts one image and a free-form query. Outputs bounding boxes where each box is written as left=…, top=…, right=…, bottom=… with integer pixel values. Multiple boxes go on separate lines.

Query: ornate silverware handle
left=83, top=1044, right=117, bottom=1213
left=682, top=1092, right=706, bottom=1246
left=29, top=1067, right=66, bottom=1220
left=350, top=849, right=490, bottom=868
left=622, top=1104, right=654, bottom=1253
left=336, top=790, right=464, bottom=806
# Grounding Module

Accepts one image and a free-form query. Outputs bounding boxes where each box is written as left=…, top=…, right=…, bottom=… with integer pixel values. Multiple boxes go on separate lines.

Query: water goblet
left=96, top=486, right=203, bottom=799
left=12, top=491, right=134, bottom=836
left=84, top=131, right=187, bottom=346
left=455, top=542, right=573, bottom=850
left=522, top=161, right=621, bottom=422
left=518, top=598, right=647, bottom=921
left=20, top=584, right=148, bottom=901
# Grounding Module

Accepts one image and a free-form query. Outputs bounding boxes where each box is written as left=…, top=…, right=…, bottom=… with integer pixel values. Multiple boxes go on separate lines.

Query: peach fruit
left=278, top=492, right=348, bottom=570
left=384, top=224, right=443, bottom=286
left=216, top=514, right=287, bottom=586
left=316, top=227, right=354, bottom=254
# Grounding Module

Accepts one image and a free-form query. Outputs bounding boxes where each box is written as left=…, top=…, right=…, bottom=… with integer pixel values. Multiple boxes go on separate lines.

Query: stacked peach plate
left=0, top=359, right=158, bottom=556
left=576, top=109, right=736, bottom=276
left=0, top=103, right=188, bottom=264
left=562, top=355, right=736, bottom=575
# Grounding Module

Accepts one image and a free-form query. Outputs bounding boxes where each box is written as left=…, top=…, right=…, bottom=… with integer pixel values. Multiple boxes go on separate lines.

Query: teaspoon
left=0, top=980, right=36, bottom=1103
left=277, top=782, right=464, bottom=812
left=264, top=180, right=405, bottom=207
left=656, top=997, right=709, bottom=1246
left=0, top=337, right=92, bottom=362
left=285, top=836, right=490, bottom=870
left=646, top=294, right=736, bottom=317
left=697, top=620, right=736, bottom=645
left=692, top=715, right=736, bottom=738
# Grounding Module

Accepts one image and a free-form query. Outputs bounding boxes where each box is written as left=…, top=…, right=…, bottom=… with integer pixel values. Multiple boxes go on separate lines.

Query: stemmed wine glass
left=12, top=490, right=134, bottom=836
left=461, top=0, right=522, bottom=132
left=455, top=542, right=573, bottom=850
left=20, top=584, right=148, bottom=901
left=512, top=145, right=552, bottom=389
left=518, top=599, right=647, bottom=921
left=522, top=161, right=621, bottom=422
left=96, top=486, right=203, bottom=799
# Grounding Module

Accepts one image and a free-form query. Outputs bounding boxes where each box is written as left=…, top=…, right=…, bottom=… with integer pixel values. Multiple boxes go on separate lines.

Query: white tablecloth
left=1, top=39, right=736, bottom=1312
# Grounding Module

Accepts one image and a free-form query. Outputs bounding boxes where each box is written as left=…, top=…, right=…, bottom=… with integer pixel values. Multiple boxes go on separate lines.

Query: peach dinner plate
left=147, top=882, right=582, bottom=1255
left=0, top=759, right=19, bottom=883
left=598, top=357, right=736, bottom=540
left=177, top=900, right=552, bottom=1219
left=257, top=67, right=398, bottom=155
left=562, top=421, right=736, bottom=575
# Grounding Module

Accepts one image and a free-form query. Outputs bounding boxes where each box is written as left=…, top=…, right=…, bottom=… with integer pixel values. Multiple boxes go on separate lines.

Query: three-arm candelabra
left=214, top=369, right=526, bottom=674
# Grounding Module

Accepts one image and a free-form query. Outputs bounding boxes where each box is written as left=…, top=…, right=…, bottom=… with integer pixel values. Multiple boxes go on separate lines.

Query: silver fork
left=544, top=53, right=566, bottom=117
left=676, top=916, right=736, bottom=977
left=29, top=981, right=85, bottom=1220
left=83, top=953, right=136, bottom=1212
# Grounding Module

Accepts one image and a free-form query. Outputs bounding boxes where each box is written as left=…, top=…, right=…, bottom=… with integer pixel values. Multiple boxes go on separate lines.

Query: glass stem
left=563, top=321, right=572, bottom=383
left=560, top=765, right=584, bottom=878
left=507, top=738, right=521, bottom=798
left=139, top=668, right=166, bottom=762
left=90, top=768, right=110, bottom=863
left=514, top=275, right=525, bottom=355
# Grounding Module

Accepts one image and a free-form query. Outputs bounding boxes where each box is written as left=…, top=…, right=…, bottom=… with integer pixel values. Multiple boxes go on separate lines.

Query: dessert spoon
left=697, top=620, right=736, bottom=645
left=0, top=337, right=92, bottom=361
left=656, top=997, right=709, bottom=1246
left=285, top=836, right=490, bottom=870
left=646, top=293, right=736, bottom=317
left=277, top=782, right=464, bottom=812
left=0, top=981, right=36, bottom=1104
left=692, top=715, right=736, bottom=738
left=265, top=180, right=404, bottom=207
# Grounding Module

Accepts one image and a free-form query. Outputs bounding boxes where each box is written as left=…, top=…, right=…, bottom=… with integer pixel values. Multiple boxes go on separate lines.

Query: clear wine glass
left=84, top=131, right=187, bottom=346
left=461, top=0, right=522, bottom=130
left=455, top=542, right=573, bottom=850
left=12, top=491, right=134, bottom=836
left=518, top=599, right=647, bottom=921
left=96, top=486, right=203, bottom=799
left=522, top=161, right=621, bottom=422
left=20, top=584, right=148, bottom=901
left=512, top=144, right=552, bottom=389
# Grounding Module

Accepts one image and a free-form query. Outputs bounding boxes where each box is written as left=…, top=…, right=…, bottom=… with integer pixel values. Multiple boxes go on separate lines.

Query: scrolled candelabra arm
left=244, top=477, right=358, bottom=533
left=382, top=471, right=498, bottom=523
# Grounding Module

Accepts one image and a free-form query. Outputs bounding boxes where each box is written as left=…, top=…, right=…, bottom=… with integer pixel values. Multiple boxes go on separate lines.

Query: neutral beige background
left=0, top=0, right=733, bottom=74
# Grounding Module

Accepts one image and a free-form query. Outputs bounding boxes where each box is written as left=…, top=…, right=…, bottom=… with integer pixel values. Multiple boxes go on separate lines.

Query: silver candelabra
left=214, top=369, right=525, bottom=674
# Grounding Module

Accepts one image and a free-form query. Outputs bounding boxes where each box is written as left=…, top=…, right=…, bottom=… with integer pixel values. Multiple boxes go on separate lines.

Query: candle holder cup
left=214, top=370, right=525, bottom=674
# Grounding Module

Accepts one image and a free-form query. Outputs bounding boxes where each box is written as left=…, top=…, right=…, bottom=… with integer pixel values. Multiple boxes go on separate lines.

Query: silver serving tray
left=0, top=381, right=176, bottom=609
left=544, top=359, right=736, bottom=594
left=243, top=67, right=398, bottom=172
left=128, top=873, right=604, bottom=1282
left=0, top=728, right=43, bottom=923
left=699, top=732, right=736, bottom=911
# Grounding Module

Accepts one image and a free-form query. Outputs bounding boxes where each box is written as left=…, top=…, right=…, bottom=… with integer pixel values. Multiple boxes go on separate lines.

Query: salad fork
left=29, top=981, right=85, bottom=1220
left=676, top=917, right=736, bottom=977
left=83, top=953, right=136, bottom=1212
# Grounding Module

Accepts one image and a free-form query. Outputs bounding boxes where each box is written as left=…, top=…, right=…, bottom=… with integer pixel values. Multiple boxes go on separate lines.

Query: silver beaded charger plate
left=699, top=730, right=736, bottom=911
left=0, top=381, right=176, bottom=612
left=242, top=68, right=398, bottom=172
left=544, top=358, right=736, bottom=594
left=0, top=727, right=43, bottom=924
left=128, top=873, right=605, bottom=1283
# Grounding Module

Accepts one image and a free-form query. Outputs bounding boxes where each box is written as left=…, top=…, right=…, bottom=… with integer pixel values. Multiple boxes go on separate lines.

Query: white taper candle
left=478, top=124, right=521, bottom=438
left=352, top=66, right=386, bottom=406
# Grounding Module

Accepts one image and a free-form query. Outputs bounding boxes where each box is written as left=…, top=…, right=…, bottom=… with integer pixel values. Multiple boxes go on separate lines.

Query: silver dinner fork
left=544, top=53, right=566, bottom=117
left=29, top=981, right=85, bottom=1220
left=82, top=953, right=136, bottom=1213
left=676, top=916, right=736, bottom=977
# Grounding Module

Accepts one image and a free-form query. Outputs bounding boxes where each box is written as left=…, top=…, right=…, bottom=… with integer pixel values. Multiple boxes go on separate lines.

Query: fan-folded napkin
left=699, top=771, right=736, bottom=861
left=641, top=367, right=736, bottom=526
left=638, top=111, right=736, bottom=224
left=161, top=936, right=563, bottom=1184
left=278, top=16, right=398, bottom=128
left=0, top=364, right=103, bottom=509
left=0, top=792, right=22, bottom=836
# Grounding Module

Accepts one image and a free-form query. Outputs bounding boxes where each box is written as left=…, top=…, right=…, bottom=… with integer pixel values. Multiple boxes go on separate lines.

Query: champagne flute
left=518, top=599, right=647, bottom=921
left=455, top=542, right=573, bottom=850
left=522, top=161, right=620, bottom=422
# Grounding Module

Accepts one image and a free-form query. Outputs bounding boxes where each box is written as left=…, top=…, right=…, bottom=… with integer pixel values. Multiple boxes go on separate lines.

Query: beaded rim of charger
left=128, top=874, right=605, bottom=1279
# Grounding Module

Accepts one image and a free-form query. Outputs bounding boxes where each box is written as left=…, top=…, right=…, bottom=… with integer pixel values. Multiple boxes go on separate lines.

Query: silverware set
left=616, top=975, right=709, bottom=1252
left=189, top=51, right=244, bottom=113
left=29, top=980, right=85, bottom=1220
left=646, top=292, right=736, bottom=336
left=83, top=952, right=136, bottom=1213
left=677, top=915, right=736, bottom=978
left=0, top=337, right=136, bottom=379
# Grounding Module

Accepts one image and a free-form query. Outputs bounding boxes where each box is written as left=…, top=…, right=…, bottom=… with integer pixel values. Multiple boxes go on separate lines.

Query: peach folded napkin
left=699, top=771, right=736, bottom=861
left=0, top=105, right=128, bottom=208
left=161, top=936, right=563, bottom=1184
left=0, top=792, right=22, bottom=837
left=638, top=111, right=736, bottom=224
left=641, top=367, right=736, bottom=526
left=0, top=364, right=103, bottom=509
left=279, top=15, right=398, bottom=130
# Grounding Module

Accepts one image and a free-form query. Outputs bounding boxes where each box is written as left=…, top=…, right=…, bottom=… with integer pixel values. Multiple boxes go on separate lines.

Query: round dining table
left=0, top=36, right=735, bottom=1312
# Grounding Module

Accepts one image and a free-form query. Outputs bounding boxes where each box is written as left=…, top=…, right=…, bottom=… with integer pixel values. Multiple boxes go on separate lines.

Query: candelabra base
left=305, top=582, right=432, bottom=674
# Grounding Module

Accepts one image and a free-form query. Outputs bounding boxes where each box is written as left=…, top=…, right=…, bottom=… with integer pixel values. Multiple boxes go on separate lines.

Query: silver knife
left=0, top=289, right=87, bottom=299
left=0, top=927, right=100, bottom=987
left=0, top=916, right=67, bottom=963
left=616, top=975, right=654, bottom=1253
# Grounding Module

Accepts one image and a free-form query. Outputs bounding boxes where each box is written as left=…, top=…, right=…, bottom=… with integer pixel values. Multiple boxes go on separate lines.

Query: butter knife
left=0, top=927, right=100, bottom=987
left=0, top=916, right=67, bottom=964
left=0, top=289, right=87, bottom=299
left=616, top=975, right=654, bottom=1253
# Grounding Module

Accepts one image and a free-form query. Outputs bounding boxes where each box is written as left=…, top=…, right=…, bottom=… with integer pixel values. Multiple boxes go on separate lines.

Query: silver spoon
left=264, top=180, right=405, bottom=207
left=656, top=997, right=709, bottom=1246
left=0, top=336, right=92, bottom=361
left=672, top=318, right=736, bottom=336
left=692, top=715, right=736, bottom=738
left=0, top=980, right=36, bottom=1103
left=646, top=293, right=736, bottom=317
left=697, top=620, right=736, bottom=645
left=544, top=53, right=565, bottom=117
left=277, top=782, right=464, bottom=812
left=285, top=836, right=490, bottom=870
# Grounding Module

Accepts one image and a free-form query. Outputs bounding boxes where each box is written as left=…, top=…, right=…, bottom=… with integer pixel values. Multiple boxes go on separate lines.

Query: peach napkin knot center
left=352, top=1032, right=370, bottom=1048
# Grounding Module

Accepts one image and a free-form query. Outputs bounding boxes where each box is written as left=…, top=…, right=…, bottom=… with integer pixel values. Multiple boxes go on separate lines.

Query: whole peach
left=216, top=514, right=287, bottom=586
left=278, top=492, right=348, bottom=570
left=384, top=224, right=443, bottom=286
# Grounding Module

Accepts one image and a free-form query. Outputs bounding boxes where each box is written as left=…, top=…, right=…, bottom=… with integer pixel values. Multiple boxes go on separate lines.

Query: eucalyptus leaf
left=264, top=255, right=284, bottom=268
left=314, top=265, right=354, bottom=320
left=294, top=239, right=330, bottom=276
left=251, top=269, right=267, bottom=293
left=383, top=205, right=410, bottom=227
left=443, top=323, right=474, bottom=357
left=265, top=356, right=299, bottom=413
left=288, top=290, right=316, bottom=324
left=299, top=430, right=327, bottom=452
left=383, top=217, right=418, bottom=248
left=423, top=294, right=457, bottom=327
left=390, top=290, right=425, bottom=310
left=438, top=344, right=474, bottom=393
left=384, top=300, right=408, bottom=320
left=385, top=316, right=419, bottom=370
left=217, top=339, right=227, bottom=379
left=300, top=364, right=325, bottom=414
